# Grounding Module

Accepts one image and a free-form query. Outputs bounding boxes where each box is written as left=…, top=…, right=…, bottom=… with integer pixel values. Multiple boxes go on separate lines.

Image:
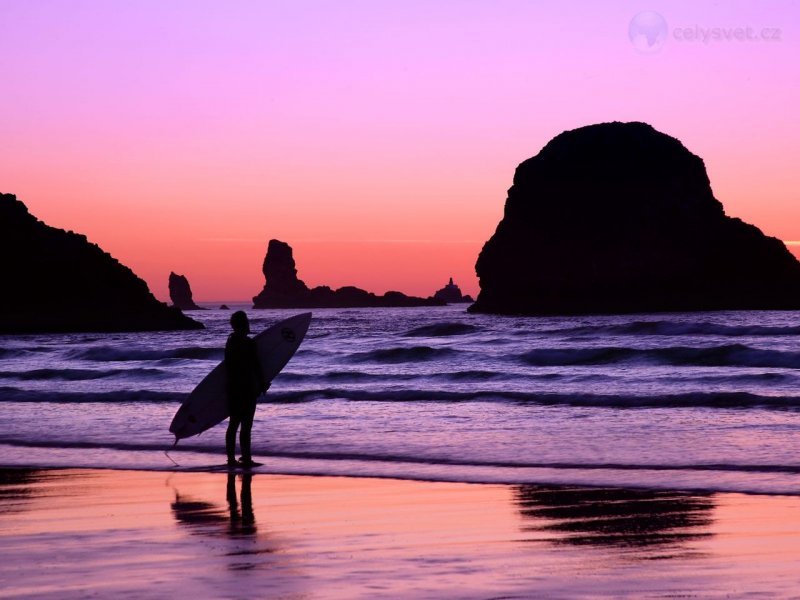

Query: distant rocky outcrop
left=0, top=194, right=203, bottom=333
left=432, top=278, right=474, bottom=303
left=168, top=272, right=204, bottom=310
left=470, top=122, right=800, bottom=315
left=219, top=304, right=230, bottom=310
left=252, top=240, right=444, bottom=308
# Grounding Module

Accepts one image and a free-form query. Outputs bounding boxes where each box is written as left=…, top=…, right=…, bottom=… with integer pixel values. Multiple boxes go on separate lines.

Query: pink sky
left=1, top=1, right=798, bottom=301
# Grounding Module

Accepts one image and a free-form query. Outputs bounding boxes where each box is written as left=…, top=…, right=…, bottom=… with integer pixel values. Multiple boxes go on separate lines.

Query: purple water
left=2, top=305, right=800, bottom=493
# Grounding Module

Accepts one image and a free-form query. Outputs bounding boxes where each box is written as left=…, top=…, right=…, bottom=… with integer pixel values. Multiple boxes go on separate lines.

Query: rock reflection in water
left=515, top=486, right=715, bottom=551
left=0, top=468, right=90, bottom=516
left=0, top=469, right=42, bottom=515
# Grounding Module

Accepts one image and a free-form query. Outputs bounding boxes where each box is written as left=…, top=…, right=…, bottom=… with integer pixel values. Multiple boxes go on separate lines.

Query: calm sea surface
left=2, top=305, right=800, bottom=493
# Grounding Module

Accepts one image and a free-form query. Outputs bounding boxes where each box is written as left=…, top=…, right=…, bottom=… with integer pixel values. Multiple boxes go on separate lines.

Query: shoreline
left=2, top=467, right=800, bottom=598
left=5, top=442, right=800, bottom=497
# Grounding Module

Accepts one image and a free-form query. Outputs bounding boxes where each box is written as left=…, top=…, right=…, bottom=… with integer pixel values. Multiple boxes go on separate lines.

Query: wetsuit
left=224, top=332, right=265, bottom=463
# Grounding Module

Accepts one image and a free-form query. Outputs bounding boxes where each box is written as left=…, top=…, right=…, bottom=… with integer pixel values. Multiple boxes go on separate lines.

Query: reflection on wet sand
left=3, top=469, right=800, bottom=597
left=172, top=472, right=259, bottom=537
left=227, top=472, right=256, bottom=536
left=170, top=472, right=279, bottom=573
left=516, top=486, right=715, bottom=551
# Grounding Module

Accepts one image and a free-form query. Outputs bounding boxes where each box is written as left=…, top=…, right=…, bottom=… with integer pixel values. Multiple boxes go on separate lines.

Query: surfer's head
left=231, top=310, right=251, bottom=334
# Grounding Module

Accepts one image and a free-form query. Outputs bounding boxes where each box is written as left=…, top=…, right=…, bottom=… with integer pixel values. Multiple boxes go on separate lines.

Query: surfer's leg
left=226, top=414, right=241, bottom=464
left=239, top=402, right=256, bottom=461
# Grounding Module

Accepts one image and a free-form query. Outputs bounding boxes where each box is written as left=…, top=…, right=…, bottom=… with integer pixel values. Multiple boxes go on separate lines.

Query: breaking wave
left=265, top=389, right=800, bottom=409
left=0, top=367, right=172, bottom=381
left=348, top=346, right=459, bottom=363
left=3, top=438, right=800, bottom=480
left=0, top=387, right=186, bottom=404
left=68, top=346, right=223, bottom=362
left=554, top=320, right=800, bottom=337
left=520, top=344, right=800, bottom=369
left=3, top=386, right=798, bottom=410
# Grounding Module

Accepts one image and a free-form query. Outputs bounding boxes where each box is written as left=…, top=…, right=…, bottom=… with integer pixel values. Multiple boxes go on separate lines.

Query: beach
left=2, top=467, right=800, bottom=599
left=4, top=306, right=800, bottom=597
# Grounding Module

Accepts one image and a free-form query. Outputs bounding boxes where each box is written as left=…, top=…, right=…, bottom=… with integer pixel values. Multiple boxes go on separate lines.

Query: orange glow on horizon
left=2, top=2, right=799, bottom=302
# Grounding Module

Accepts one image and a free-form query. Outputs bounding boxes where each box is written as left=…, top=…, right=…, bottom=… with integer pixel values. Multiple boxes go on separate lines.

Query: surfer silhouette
left=225, top=311, right=268, bottom=467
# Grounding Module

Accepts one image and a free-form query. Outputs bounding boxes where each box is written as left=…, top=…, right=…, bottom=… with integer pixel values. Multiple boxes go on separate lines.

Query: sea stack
left=432, top=278, right=474, bottom=303
left=470, top=122, right=800, bottom=315
left=252, top=239, right=444, bottom=308
left=168, top=272, right=204, bottom=310
left=0, top=194, right=203, bottom=333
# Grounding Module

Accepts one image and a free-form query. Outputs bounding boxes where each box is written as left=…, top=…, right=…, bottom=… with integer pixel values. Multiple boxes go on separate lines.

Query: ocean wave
left=276, top=370, right=411, bottom=383
left=0, top=346, right=59, bottom=359
left=68, top=346, right=223, bottom=362
left=3, top=437, right=800, bottom=478
left=0, top=367, right=172, bottom=381
left=520, top=344, right=800, bottom=369
left=0, top=387, right=186, bottom=404
left=554, top=320, right=800, bottom=337
left=3, top=385, right=798, bottom=409
left=438, top=370, right=505, bottom=380
left=403, top=322, right=479, bottom=337
left=263, top=389, right=800, bottom=409
left=348, top=346, right=458, bottom=363
left=277, top=370, right=506, bottom=383
left=675, top=372, right=795, bottom=384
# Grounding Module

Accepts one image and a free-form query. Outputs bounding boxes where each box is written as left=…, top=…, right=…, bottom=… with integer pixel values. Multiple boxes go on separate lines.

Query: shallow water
left=2, top=305, right=800, bottom=493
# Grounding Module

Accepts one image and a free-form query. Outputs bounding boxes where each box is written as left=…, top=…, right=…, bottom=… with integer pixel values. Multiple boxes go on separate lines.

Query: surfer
left=225, top=311, right=268, bottom=467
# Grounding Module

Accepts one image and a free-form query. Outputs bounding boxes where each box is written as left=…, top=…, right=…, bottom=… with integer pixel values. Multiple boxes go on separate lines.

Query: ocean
left=2, top=305, right=800, bottom=494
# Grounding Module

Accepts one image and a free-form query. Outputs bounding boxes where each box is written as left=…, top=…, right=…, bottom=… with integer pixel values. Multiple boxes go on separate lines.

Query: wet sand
left=1, top=468, right=799, bottom=599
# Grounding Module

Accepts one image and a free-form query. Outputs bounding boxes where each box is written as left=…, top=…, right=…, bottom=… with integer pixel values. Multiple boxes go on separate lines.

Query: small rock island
left=470, top=122, right=800, bottom=315
left=0, top=194, right=203, bottom=333
left=168, top=272, right=204, bottom=310
left=252, top=240, right=443, bottom=308
left=432, top=278, right=474, bottom=304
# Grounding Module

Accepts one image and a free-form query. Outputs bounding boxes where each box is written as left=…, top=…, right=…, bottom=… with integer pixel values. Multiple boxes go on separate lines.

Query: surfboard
left=169, top=312, right=312, bottom=441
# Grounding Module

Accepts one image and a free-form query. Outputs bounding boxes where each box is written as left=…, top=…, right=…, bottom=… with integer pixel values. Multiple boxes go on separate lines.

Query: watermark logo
left=629, top=11, right=668, bottom=54
left=629, top=11, right=782, bottom=52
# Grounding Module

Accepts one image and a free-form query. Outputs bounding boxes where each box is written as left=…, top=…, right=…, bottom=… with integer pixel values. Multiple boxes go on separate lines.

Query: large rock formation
left=252, top=240, right=444, bottom=308
left=168, top=272, right=204, bottom=310
left=0, top=194, right=203, bottom=333
left=470, top=122, right=800, bottom=315
left=432, top=278, right=474, bottom=303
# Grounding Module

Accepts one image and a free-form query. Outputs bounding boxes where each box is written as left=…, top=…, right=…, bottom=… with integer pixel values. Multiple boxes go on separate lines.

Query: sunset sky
left=2, top=1, right=798, bottom=302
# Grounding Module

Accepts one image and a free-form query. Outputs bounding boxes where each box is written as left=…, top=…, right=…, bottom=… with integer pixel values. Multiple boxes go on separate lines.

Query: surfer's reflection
left=227, top=471, right=256, bottom=535
left=170, top=474, right=302, bottom=590
left=170, top=472, right=257, bottom=537
left=515, top=486, right=714, bottom=552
